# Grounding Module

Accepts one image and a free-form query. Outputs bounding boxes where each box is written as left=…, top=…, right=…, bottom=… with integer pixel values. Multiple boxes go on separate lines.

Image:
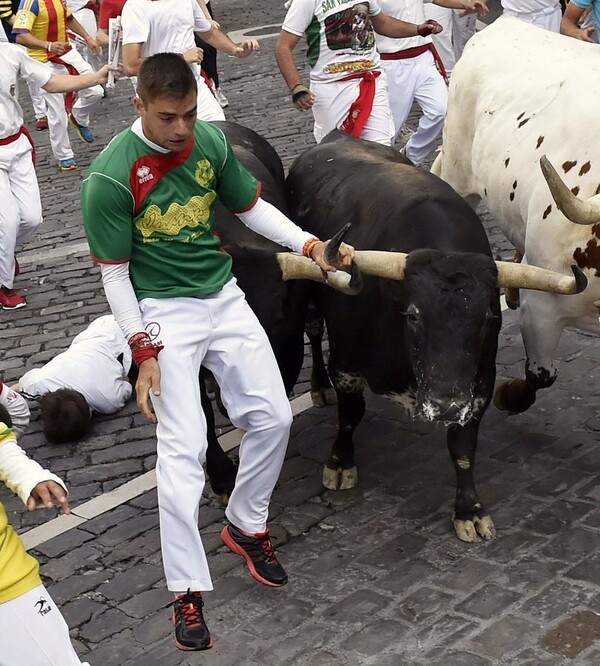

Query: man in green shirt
left=81, top=52, right=353, bottom=652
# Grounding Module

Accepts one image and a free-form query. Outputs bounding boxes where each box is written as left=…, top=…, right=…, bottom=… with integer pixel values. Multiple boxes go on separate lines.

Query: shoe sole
left=1, top=302, right=26, bottom=310
left=68, top=115, right=94, bottom=143
left=60, top=165, right=77, bottom=171
left=220, top=526, right=288, bottom=587
left=174, top=638, right=214, bottom=651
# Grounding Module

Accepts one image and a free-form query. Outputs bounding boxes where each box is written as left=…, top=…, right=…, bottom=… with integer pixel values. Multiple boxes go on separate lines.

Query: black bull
left=204, top=126, right=501, bottom=543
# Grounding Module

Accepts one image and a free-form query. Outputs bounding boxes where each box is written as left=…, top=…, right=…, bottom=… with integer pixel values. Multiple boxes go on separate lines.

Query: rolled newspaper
left=107, top=16, right=122, bottom=89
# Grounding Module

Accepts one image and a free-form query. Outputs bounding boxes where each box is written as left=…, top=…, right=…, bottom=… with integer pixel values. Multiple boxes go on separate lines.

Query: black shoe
left=167, top=589, right=213, bottom=651
left=220, top=524, right=288, bottom=587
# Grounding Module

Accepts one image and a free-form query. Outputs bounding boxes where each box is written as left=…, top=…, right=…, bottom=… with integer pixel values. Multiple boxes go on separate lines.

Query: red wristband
left=128, top=332, right=164, bottom=367
left=302, top=237, right=321, bottom=258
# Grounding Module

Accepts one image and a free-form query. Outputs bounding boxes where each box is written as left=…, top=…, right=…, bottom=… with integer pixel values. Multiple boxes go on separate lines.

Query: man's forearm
left=43, top=71, right=103, bottom=93
left=275, top=45, right=303, bottom=91
left=15, top=32, right=51, bottom=51
left=198, top=25, right=238, bottom=56
left=372, top=14, right=420, bottom=39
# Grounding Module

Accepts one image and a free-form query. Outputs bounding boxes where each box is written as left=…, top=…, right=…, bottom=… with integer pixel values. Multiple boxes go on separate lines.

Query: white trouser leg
left=0, top=584, right=90, bottom=666
left=0, top=136, right=42, bottom=288
left=381, top=58, right=419, bottom=137
left=196, top=73, right=225, bottom=121
left=312, top=74, right=394, bottom=146
left=72, top=8, right=102, bottom=71
left=424, top=5, right=455, bottom=76
left=140, top=280, right=290, bottom=591
left=27, top=80, right=48, bottom=120
left=403, top=52, right=448, bottom=166
left=450, top=10, right=476, bottom=61
left=503, top=7, right=562, bottom=32
left=58, top=49, right=103, bottom=127
left=41, top=64, right=73, bottom=161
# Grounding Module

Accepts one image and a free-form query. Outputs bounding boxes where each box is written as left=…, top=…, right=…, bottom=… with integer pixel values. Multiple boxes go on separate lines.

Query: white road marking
left=20, top=241, right=90, bottom=266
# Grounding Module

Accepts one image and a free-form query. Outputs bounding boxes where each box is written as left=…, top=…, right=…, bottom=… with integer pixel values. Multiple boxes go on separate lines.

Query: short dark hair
left=137, top=53, right=198, bottom=103
left=0, top=404, right=12, bottom=427
left=39, top=389, right=92, bottom=444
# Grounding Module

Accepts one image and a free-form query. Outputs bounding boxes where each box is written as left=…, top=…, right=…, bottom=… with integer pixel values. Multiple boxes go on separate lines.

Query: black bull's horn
left=540, top=155, right=600, bottom=226
left=276, top=224, right=587, bottom=296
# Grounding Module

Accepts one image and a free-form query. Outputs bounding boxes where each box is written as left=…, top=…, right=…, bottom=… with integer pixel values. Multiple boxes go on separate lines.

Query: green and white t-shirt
left=81, top=119, right=261, bottom=300
left=282, top=0, right=382, bottom=82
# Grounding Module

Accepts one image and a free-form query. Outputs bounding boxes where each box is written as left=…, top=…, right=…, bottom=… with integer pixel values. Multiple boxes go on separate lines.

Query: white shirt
left=501, top=1, right=559, bottom=14
left=19, top=315, right=133, bottom=415
left=0, top=384, right=30, bottom=437
left=283, top=0, right=383, bottom=82
left=122, top=0, right=211, bottom=80
left=0, top=43, right=51, bottom=139
left=376, top=0, right=433, bottom=53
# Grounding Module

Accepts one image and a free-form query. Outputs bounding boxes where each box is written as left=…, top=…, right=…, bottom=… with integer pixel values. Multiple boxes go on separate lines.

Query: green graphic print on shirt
left=81, top=121, right=260, bottom=300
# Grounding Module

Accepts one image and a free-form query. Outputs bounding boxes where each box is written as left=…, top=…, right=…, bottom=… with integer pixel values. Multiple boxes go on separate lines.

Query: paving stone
left=540, top=610, right=600, bottom=659
left=396, top=587, right=457, bottom=624
left=97, top=563, right=165, bottom=602
left=120, top=588, right=172, bottom=619
left=521, top=580, right=598, bottom=622
left=61, top=596, right=107, bottom=628
left=357, top=532, right=428, bottom=568
left=323, top=589, right=392, bottom=623
left=47, top=571, right=110, bottom=605
left=83, top=630, right=142, bottom=665
left=565, top=551, right=600, bottom=586
left=41, top=543, right=104, bottom=582
left=540, top=526, right=599, bottom=561
left=468, top=614, right=542, bottom=660
left=81, top=505, right=140, bottom=535
left=340, top=619, right=410, bottom=656
left=34, top=527, right=97, bottom=558
left=96, top=513, right=159, bottom=548
left=454, top=583, right=519, bottom=619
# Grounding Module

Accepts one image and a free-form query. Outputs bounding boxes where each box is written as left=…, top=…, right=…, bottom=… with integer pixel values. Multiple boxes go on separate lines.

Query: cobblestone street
left=1, top=1, right=599, bottom=664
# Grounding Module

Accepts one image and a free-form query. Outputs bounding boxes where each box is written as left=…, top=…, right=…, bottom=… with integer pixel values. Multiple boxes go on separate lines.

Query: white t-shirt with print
left=283, top=0, right=383, bottom=82
left=0, top=43, right=51, bottom=139
left=0, top=383, right=30, bottom=437
left=501, top=1, right=559, bottom=14
left=122, top=0, right=212, bottom=80
left=19, top=315, right=132, bottom=415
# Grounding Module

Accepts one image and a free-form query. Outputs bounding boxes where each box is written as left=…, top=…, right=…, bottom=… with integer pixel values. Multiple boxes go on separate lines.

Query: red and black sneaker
left=167, top=589, right=213, bottom=651
left=221, top=524, right=288, bottom=587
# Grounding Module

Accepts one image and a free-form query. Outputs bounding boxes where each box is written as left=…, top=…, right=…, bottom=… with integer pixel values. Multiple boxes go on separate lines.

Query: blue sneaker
left=59, top=158, right=77, bottom=171
left=68, top=113, right=95, bottom=143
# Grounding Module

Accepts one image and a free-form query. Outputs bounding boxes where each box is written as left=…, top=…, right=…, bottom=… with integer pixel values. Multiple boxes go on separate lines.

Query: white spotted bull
left=432, top=16, right=599, bottom=412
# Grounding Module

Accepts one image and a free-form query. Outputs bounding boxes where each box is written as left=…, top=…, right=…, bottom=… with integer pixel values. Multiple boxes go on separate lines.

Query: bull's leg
left=494, top=291, right=561, bottom=413
left=447, top=421, right=495, bottom=543
left=323, top=379, right=365, bottom=491
left=305, top=311, right=336, bottom=407
left=201, top=368, right=237, bottom=505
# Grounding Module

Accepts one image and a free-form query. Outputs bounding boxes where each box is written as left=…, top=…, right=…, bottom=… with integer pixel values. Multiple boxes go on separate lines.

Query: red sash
left=380, top=43, right=448, bottom=85
left=338, top=70, right=381, bottom=139
left=0, top=127, right=36, bottom=164
left=130, top=139, right=195, bottom=216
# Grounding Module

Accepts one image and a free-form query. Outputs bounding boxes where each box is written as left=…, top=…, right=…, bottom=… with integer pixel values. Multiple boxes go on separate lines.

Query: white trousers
left=44, top=48, right=103, bottom=160
left=0, top=584, right=90, bottom=666
left=424, top=6, right=476, bottom=77
left=382, top=50, right=447, bottom=166
left=27, top=80, right=48, bottom=120
left=502, top=6, right=562, bottom=32
left=195, top=69, right=225, bottom=121
left=140, top=278, right=292, bottom=592
left=72, top=8, right=103, bottom=71
left=0, top=135, right=42, bottom=289
left=311, top=71, right=395, bottom=146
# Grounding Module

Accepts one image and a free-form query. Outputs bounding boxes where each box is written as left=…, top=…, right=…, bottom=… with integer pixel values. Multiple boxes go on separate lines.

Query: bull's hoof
left=311, top=387, right=337, bottom=408
left=322, top=465, right=358, bottom=490
left=493, top=379, right=536, bottom=413
left=453, top=514, right=496, bottom=543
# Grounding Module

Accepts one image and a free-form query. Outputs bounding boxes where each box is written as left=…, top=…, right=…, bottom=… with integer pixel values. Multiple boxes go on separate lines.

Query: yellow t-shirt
left=0, top=424, right=41, bottom=604
left=12, top=0, right=72, bottom=62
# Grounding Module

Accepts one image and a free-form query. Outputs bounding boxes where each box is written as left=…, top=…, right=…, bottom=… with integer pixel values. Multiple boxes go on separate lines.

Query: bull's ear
left=276, top=253, right=362, bottom=295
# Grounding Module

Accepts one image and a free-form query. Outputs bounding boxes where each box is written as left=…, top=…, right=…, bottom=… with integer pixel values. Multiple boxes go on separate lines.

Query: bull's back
left=286, top=133, right=491, bottom=257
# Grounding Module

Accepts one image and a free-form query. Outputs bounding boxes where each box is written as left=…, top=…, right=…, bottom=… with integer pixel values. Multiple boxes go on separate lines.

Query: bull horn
left=540, top=155, right=600, bottom=226
left=324, top=222, right=352, bottom=266
left=495, top=261, right=587, bottom=295
left=276, top=253, right=363, bottom=295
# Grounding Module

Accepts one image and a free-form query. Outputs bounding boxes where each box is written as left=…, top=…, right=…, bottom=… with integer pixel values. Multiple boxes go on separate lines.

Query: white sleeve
left=18, top=50, right=52, bottom=90
left=0, top=384, right=30, bottom=437
left=236, top=197, right=317, bottom=255
left=369, top=0, right=382, bottom=16
left=282, top=0, right=317, bottom=36
left=193, top=0, right=212, bottom=32
left=121, top=1, right=150, bottom=45
left=99, top=263, right=145, bottom=341
left=0, top=431, right=67, bottom=506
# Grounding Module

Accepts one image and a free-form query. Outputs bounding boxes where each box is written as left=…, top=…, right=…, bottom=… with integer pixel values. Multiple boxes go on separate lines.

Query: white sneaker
left=215, top=88, right=229, bottom=108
